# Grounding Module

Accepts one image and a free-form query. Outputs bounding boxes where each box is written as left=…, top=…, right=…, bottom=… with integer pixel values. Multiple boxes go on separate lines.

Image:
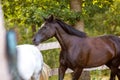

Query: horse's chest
left=60, top=49, right=87, bottom=69
left=60, top=53, right=77, bottom=68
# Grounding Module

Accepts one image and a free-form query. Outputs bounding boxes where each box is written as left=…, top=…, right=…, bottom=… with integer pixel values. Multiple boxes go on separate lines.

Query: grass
left=49, top=74, right=72, bottom=80
left=49, top=70, right=111, bottom=80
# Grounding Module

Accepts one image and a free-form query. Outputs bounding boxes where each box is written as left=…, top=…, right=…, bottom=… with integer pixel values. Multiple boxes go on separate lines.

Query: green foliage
left=84, top=0, right=120, bottom=36
left=42, top=49, right=60, bottom=68
left=83, top=0, right=113, bottom=17
left=2, top=0, right=120, bottom=36
left=2, top=0, right=83, bottom=44
left=90, top=70, right=110, bottom=80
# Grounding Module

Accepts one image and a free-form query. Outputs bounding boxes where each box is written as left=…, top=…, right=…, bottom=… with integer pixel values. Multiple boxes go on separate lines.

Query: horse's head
left=33, top=15, right=57, bottom=45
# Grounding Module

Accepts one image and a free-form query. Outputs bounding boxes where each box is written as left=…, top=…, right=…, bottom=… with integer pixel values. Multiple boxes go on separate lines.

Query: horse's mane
left=55, top=19, right=87, bottom=37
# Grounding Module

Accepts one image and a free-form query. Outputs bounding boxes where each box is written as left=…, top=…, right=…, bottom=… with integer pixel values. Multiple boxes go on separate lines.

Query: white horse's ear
left=47, top=15, right=54, bottom=22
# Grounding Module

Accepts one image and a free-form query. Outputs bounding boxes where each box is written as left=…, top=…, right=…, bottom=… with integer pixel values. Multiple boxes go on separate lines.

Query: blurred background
left=1, top=0, right=120, bottom=80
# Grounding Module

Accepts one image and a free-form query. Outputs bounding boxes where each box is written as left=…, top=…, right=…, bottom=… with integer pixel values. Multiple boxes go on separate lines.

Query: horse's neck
left=55, top=26, right=71, bottom=50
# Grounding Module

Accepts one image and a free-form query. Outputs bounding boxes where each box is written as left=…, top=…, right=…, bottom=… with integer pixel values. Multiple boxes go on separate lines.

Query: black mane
left=55, top=19, right=87, bottom=37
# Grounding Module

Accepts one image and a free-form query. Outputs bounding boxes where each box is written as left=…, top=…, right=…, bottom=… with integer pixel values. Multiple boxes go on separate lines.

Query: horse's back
left=107, top=35, right=120, bottom=54
left=86, top=35, right=120, bottom=66
left=99, top=35, right=120, bottom=56
left=17, top=44, right=43, bottom=80
left=69, top=35, right=119, bottom=68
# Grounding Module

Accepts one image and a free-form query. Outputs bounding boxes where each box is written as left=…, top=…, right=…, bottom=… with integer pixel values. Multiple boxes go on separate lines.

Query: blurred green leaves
left=84, top=0, right=120, bottom=36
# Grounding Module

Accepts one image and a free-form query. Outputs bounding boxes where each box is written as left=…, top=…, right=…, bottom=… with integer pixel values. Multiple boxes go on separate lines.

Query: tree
left=70, top=0, right=84, bottom=31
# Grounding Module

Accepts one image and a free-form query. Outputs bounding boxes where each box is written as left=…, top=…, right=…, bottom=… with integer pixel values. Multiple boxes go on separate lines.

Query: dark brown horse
left=33, top=15, right=120, bottom=80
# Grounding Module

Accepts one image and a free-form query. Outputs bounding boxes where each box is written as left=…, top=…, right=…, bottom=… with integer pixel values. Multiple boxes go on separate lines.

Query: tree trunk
left=70, top=0, right=82, bottom=12
left=70, top=0, right=84, bottom=31
left=70, top=0, right=90, bottom=80
left=31, top=24, right=36, bottom=37
left=74, top=20, right=84, bottom=31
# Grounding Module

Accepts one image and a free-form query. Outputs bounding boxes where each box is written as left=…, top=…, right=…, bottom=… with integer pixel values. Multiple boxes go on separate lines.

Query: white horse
left=17, top=44, right=43, bottom=80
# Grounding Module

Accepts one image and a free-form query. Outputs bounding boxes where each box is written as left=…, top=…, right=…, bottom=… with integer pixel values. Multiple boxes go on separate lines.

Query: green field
left=49, top=70, right=118, bottom=80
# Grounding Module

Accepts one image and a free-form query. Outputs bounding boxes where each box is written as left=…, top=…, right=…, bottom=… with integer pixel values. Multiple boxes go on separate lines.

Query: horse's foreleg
left=110, top=70, right=117, bottom=80
left=106, top=59, right=120, bottom=80
left=106, top=66, right=116, bottom=80
left=117, top=69, right=120, bottom=80
left=58, top=65, right=67, bottom=80
left=106, top=65, right=117, bottom=80
left=72, top=68, right=83, bottom=80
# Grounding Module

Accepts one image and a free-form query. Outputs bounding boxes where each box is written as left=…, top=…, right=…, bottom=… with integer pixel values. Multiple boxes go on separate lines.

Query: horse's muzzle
left=32, top=38, right=40, bottom=46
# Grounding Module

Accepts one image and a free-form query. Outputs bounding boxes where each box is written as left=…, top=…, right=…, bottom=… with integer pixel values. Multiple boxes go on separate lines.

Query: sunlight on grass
left=49, top=74, right=72, bottom=80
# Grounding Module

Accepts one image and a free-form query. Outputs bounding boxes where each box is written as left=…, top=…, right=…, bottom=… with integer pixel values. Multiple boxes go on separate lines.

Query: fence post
left=79, top=71, right=90, bottom=80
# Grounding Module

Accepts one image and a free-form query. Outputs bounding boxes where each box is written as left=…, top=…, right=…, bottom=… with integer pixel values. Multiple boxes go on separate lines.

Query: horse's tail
left=39, top=63, right=51, bottom=80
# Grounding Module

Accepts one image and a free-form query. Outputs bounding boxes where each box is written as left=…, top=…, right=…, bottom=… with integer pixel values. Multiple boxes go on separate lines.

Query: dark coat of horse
left=33, top=15, right=120, bottom=80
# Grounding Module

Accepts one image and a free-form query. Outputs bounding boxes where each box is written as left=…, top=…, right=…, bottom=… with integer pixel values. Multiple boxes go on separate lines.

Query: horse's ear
left=47, top=15, right=54, bottom=22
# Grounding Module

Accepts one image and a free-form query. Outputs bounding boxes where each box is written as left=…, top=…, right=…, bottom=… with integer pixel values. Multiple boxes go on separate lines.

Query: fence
left=37, top=41, right=109, bottom=76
